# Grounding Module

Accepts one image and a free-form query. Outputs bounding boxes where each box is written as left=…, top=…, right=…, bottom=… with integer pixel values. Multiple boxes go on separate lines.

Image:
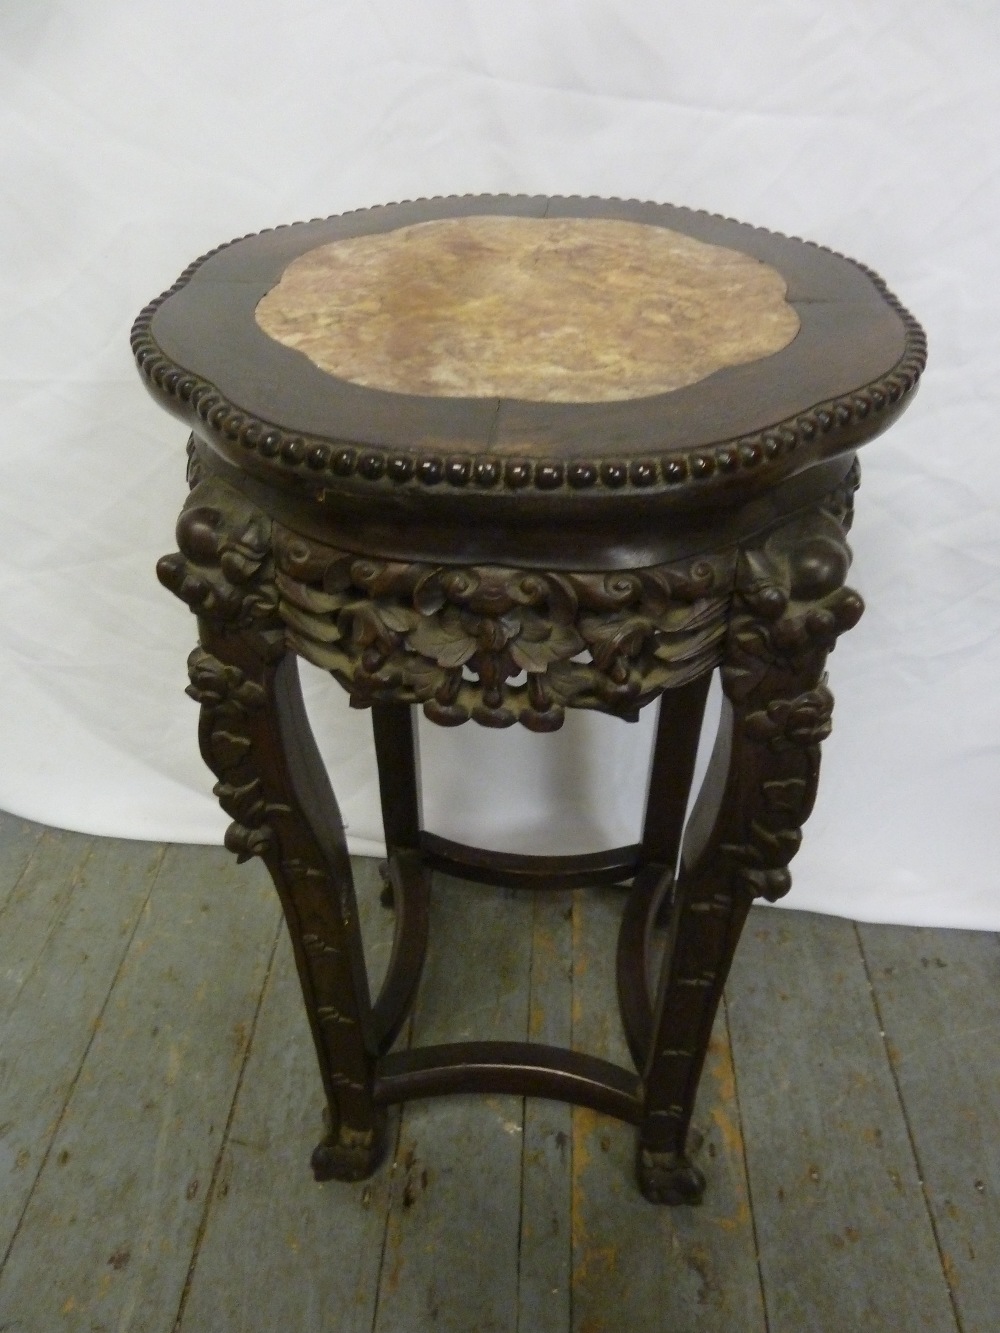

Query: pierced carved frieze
left=272, top=525, right=734, bottom=731
left=159, top=475, right=736, bottom=728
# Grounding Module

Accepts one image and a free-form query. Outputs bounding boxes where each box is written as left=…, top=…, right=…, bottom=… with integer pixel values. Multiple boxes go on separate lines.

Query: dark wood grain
left=419, top=833, right=641, bottom=890
left=375, top=1043, right=641, bottom=1121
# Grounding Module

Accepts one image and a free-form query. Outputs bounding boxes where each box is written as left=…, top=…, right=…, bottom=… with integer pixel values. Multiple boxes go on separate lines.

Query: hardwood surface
left=1, top=807, right=996, bottom=1332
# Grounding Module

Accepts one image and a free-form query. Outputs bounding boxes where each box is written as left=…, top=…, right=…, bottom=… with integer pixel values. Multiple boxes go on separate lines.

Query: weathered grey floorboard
left=0, top=811, right=45, bottom=914
left=0, top=836, right=166, bottom=1258
left=177, top=859, right=396, bottom=1333
left=0, top=844, right=280, bottom=1333
left=0, top=825, right=95, bottom=1019
left=519, top=891, right=574, bottom=1333
left=2, top=814, right=998, bottom=1333
left=569, top=887, right=766, bottom=1333
left=727, top=908, right=958, bottom=1333
left=858, top=922, right=1000, bottom=1333
left=374, top=876, right=534, bottom=1333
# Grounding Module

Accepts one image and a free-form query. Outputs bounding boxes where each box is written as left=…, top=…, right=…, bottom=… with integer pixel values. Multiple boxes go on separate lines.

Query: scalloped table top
left=134, top=195, right=924, bottom=567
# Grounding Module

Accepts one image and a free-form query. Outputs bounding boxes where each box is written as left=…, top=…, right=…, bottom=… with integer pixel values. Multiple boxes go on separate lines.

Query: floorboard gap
left=369, top=1009, right=413, bottom=1333
left=172, top=911, right=284, bottom=1333
left=568, top=895, right=576, bottom=1333
left=722, top=991, right=771, bottom=1333
left=514, top=892, right=540, bottom=1333
left=852, top=921, right=966, bottom=1333
left=2, top=834, right=96, bottom=1017
left=0, top=818, right=46, bottom=922
left=0, top=840, right=167, bottom=1278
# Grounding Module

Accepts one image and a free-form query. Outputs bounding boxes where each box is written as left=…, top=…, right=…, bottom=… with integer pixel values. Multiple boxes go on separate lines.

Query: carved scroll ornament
left=718, top=482, right=864, bottom=902
left=156, top=475, right=284, bottom=662
left=184, top=648, right=289, bottom=861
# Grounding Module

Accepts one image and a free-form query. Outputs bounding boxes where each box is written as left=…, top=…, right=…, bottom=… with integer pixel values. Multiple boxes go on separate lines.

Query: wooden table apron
left=135, top=195, right=925, bottom=1205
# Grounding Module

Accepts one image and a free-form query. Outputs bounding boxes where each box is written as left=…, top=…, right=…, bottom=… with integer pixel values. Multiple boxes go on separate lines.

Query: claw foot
left=311, top=1109, right=387, bottom=1183
left=636, top=1133, right=706, bottom=1205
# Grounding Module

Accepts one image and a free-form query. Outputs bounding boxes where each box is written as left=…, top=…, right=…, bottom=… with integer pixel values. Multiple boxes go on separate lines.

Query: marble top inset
left=254, top=216, right=800, bottom=404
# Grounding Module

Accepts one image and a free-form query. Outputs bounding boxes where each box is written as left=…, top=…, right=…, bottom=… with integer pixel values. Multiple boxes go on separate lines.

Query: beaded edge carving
left=131, top=195, right=926, bottom=497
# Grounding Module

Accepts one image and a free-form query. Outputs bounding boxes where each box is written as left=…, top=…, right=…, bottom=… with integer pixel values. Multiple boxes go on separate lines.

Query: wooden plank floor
left=0, top=808, right=998, bottom=1332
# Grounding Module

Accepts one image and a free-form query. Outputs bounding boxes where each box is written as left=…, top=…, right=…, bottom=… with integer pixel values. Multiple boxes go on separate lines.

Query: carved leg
left=159, top=478, right=385, bottom=1181
left=616, top=675, right=712, bottom=1069
left=372, top=701, right=422, bottom=894
left=636, top=490, right=865, bottom=1203
left=369, top=702, right=431, bottom=1051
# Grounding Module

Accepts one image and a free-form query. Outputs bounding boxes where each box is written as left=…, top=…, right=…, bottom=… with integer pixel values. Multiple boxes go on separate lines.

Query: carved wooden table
left=133, top=195, right=924, bottom=1204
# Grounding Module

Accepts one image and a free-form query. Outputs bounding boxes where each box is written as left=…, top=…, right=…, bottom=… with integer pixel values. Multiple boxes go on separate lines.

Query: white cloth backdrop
left=2, top=1, right=998, bottom=928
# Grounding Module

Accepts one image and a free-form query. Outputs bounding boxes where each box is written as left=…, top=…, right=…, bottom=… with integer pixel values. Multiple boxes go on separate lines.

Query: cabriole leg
left=637, top=481, right=865, bottom=1203
left=158, top=477, right=385, bottom=1181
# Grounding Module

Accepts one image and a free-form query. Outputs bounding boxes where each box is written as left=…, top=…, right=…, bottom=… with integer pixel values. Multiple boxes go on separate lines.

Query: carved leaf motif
left=213, top=777, right=266, bottom=823
left=349, top=602, right=402, bottom=653
left=747, top=819, right=802, bottom=862
left=508, top=621, right=585, bottom=673
left=275, top=571, right=343, bottom=615
left=378, top=604, right=421, bottom=634
left=661, top=596, right=728, bottom=633
left=408, top=616, right=477, bottom=668
left=739, top=548, right=784, bottom=598
left=401, top=656, right=445, bottom=698
left=224, top=822, right=274, bottom=863
left=652, top=621, right=726, bottom=665
left=745, top=686, right=834, bottom=750
left=712, top=495, right=863, bottom=904
left=233, top=679, right=266, bottom=710
left=219, top=547, right=264, bottom=585
left=280, top=600, right=343, bottom=644
left=412, top=570, right=448, bottom=615
left=581, top=614, right=650, bottom=669
left=185, top=650, right=266, bottom=713
left=210, top=729, right=252, bottom=768
left=762, top=778, right=808, bottom=815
